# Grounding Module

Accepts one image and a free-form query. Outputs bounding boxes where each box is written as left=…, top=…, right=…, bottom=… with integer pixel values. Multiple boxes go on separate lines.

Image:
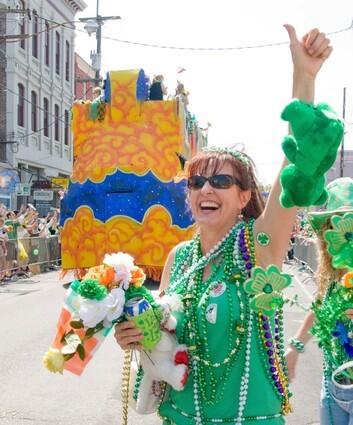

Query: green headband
left=202, top=146, right=250, bottom=167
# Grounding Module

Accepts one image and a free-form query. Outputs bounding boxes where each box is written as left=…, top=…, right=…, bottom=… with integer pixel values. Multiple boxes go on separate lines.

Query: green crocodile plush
left=280, top=99, right=344, bottom=208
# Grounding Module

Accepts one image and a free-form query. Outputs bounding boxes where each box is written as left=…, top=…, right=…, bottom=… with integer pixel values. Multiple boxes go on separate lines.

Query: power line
left=1, top=83, right=68, bottom=126
left=76, top=20, right=353, bottom=51
left=43, top=19, right=352, bottom=52
left=3, top=11, right=352, bottom=52
left=0, top=81, right=93, bottom=141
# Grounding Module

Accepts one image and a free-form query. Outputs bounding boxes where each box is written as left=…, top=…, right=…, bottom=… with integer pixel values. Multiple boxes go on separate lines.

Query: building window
left=55, top=32, right=60, bottom=75
left=32, top=11, right=38, bottom=58
left=65, top=41, right=70, bottom=82
left=17, top=83, right=25, bottom=127
left=43, top=97, right=49, bottom=137
left=19, top=0, right=25, bottom=49
left=54, top=104, right=60, bottom=141
left=64, top=110, right=70, bottom=145
left=31, top=91, right=37, bottom=132
left=45, top=22, right=50, bottom=66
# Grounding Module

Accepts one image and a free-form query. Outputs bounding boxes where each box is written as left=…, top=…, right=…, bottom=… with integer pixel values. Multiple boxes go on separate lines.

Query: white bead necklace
left=235, top=313, right=253, bottom=425
left=168, top=220, right=244, bottom=294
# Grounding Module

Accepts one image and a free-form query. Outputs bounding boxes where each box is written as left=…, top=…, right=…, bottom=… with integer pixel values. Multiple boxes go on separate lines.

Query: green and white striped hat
left=308, top=177, right=353, bottom=232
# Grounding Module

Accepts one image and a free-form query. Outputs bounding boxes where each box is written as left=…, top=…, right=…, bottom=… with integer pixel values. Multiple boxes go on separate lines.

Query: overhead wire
left=3, top=11, right=352, bottom=51
left=0, top=39, right=94, bottom=141
left=1, top=12, right=352, bottom=152
left=98, top=21, right=353, bottom=51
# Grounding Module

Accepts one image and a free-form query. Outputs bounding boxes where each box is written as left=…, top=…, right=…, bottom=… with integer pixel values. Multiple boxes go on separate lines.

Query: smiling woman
left=114, top=24, right=337, bottom=425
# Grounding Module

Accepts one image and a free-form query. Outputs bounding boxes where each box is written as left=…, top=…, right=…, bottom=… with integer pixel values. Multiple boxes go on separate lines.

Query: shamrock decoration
left=324, top=213, right=353, bottom=269
left=244, top=265, right=292, bottom=316
left=256, top=231, right=271, bottom=247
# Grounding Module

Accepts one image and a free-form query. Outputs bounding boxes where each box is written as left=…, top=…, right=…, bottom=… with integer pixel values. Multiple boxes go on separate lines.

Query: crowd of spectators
left=0, top=203, right=60, bottom=281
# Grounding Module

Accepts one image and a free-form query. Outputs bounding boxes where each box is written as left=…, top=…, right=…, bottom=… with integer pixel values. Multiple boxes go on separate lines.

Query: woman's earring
left=238, top=211, right=244, bottom=221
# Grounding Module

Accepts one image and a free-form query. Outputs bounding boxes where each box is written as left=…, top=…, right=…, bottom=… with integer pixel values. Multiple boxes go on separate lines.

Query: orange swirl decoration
left=106, top=205, right=195, bottom=268
left=60, top=207, right=106, bottom=269
left=71, top=70, right=184, bottom=184
left=61, top=205, right=195, bottom=271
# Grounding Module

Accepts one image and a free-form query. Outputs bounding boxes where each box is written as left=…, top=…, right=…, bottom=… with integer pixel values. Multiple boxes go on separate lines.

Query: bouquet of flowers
left=43, top=252, right=162, bottom=376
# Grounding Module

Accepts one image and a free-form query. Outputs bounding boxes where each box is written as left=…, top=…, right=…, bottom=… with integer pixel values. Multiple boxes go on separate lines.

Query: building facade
left=0, top=1, right=7, bottom=164
left=0, top=0, right=86, bottom=210
left=74, top=52, right=96, bottom=101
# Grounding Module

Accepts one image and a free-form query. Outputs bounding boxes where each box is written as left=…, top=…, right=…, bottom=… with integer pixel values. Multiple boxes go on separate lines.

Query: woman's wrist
left=288, top=337, right=305, bottom=353
left=292, top=71, right=315, bottom=102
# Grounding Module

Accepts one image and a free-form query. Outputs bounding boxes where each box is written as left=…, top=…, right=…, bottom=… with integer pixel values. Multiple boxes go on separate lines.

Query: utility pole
left=79, top=0, right=120, bottom=86
left=340, top=87, right=346, bottom=177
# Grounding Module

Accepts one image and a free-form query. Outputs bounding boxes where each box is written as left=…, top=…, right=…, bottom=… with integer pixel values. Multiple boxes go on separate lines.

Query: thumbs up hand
left=284, top=24, right=333, bottom=79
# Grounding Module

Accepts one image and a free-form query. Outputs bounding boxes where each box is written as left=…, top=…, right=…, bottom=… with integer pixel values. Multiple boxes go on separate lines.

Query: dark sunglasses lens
left=187, top=176, right=206, bottom=189
left=210, top=175, right=234, bottom=188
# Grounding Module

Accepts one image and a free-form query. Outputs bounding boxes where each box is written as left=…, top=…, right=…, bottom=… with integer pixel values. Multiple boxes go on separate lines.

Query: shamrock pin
left=324, top=213, right=353, bottom=269
left=244, top=265, right=292, bottom=316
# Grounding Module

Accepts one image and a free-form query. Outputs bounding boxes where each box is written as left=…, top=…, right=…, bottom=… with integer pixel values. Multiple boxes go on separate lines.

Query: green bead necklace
left=185, top=233, right=249, bottom=406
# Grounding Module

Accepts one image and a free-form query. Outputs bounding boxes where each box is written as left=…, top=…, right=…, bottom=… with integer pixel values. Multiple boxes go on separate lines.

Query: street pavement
left=0, top=264, right=321, bottom=425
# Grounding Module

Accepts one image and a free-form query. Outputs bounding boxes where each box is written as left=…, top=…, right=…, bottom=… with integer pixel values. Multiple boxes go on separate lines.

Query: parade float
left=60, top=69, right=207, bottom=281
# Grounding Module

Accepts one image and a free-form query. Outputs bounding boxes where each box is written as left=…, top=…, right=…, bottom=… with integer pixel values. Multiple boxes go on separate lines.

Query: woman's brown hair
left=315, top=220, right=346, bottom=298
left=187, top=150, right=265, bottom=220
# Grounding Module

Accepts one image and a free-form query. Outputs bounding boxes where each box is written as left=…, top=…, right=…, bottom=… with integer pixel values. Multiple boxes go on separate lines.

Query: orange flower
left=99, top=266, right=116, bottom=286
left=85, top=265, right=103, bottom=282
left=130, top=266, right=146, bottom=287
left=342, top=272, right=353, bottom=288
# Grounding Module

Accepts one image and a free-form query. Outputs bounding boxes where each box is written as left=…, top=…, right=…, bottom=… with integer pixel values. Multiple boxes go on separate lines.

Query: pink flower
left=103, top=252, right=135, bottom=288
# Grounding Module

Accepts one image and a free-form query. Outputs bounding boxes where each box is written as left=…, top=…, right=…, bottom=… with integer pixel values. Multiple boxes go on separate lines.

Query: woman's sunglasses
left=187, top=174, right=242, bottom=190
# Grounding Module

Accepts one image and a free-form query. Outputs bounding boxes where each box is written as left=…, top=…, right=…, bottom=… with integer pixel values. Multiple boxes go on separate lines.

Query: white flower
left=103, top=252, right=135, bottom=288
left=78, top=297, right=109, bottom=328
left=116, top=270, right=131, bottom=290
left=104, top=287, right=126, bottom=326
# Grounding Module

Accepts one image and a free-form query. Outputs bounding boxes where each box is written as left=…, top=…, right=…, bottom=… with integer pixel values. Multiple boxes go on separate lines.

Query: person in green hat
left=286, top=177, right=353, bottom=425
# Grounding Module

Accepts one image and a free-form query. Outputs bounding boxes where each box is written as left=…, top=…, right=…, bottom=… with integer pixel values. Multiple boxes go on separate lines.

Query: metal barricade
left=294, top=237, right=318, bottom=272
left=2, top=235, right=61, bottom=278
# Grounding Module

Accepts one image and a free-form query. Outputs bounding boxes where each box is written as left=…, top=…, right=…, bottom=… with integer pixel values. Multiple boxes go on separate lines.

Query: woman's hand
left=114, top=321, right=143, bottom=351
left=284, top=24, right=332, bottom=79
left=285, top=346, right=300, bottom=382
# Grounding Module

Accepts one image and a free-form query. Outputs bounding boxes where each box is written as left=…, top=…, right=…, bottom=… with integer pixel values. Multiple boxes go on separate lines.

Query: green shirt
left=159, top=244, right=285, bottom=425
left=4, top=219, right=20, bottom=240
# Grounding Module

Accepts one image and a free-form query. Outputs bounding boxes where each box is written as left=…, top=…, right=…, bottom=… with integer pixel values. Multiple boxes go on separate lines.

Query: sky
left=74, top=0, right=353, bottom=184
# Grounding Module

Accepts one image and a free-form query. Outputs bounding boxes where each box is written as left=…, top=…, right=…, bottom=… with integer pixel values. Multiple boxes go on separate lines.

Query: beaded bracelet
left=288, top=337, right=305, bottom=353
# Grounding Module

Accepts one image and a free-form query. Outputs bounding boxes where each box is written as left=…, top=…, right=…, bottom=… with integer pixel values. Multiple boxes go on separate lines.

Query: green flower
left=324, top=213, right=353, bottom=269
left=70, top=279, right=81, bottom=293
left=77, top=278, right=107, bottom=300
left=244, top=265, right=292, bottom=315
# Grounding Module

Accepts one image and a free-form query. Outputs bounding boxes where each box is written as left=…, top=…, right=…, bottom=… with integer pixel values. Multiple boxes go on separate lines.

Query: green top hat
left=308, top=177, right=353, bottom=232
